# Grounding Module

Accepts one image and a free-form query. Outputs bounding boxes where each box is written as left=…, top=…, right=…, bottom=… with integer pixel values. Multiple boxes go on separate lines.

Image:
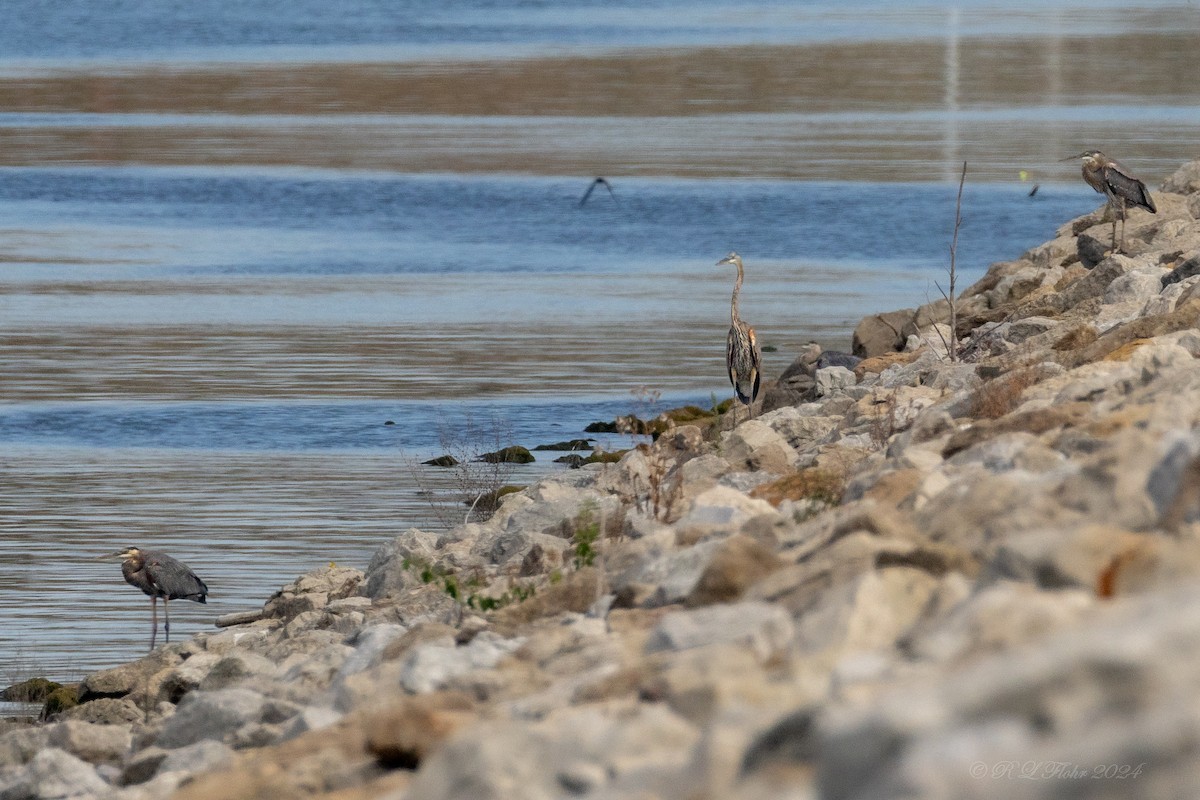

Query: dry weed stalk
left=867, top=389, right=901, bottom=450
left=934, top=161, right=967, bottom=362
left=621, top=385, right=683, bottom=521
left=405, top=413, right=520, bottom=530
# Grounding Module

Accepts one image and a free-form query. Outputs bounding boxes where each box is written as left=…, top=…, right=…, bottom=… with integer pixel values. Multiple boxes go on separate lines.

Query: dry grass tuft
left=1051, top=325, right=1099, bottom=352
left=751, top=468, right=845, bottom=508
left=967, top=367, right=1041, bottom=420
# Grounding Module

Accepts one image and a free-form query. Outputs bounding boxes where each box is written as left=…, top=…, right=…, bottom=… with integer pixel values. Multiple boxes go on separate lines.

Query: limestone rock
left=0, top=748, right=109, bottom=799
left=722, top=422, right=800, bottom=474
left=645, top=602, right=794, bottom=662
left=363, top=528, right=442, bottom=599
left=852, top=309, right=915, bottom=358
left=815, top=366, right=857, bottom=397
left=155, top=689, right=267, bottom=749
left=400, top=632, right=524, bottom=695
left=156, top=739, right=234, bottom=779
left=44, top=720, right=131, bottom=765
left=0, top=727, right=48, bottom=770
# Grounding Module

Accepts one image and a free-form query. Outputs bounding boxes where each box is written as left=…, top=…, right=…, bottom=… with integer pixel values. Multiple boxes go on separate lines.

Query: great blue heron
left=578, top=177, right=616, bottom=207
left=717, top=252, right=762, bottom=419
left=98, top=547, right=208, bottom=650
left=1067, top=150, right=1156, bottom=253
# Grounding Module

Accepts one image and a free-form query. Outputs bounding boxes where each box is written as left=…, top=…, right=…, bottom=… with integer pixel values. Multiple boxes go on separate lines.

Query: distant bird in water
left=578, top=177, right=617, bottom=207
left=98, top=547, right=208, bottom=650
left=717, top=252, right=762, bottom=419
left=1066, top=150, right=1156, bottom=253
left=1018, top=169, right=1039, bottom=197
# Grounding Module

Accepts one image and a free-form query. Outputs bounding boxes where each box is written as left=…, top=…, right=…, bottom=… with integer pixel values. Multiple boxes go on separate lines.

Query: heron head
left=716, top=252, right=741, bottom=267
left=97, top=546, right=141, bottom=561
left=1063, top=150, right=1104, bottom=165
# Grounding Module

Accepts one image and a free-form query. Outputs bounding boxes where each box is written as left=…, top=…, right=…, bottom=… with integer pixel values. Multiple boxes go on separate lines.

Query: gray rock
left=155, top=688, right=266, bottom=749
left=44, top=720, right=130, bottom=765
left=610, top=540, right=722, bottom=608
left=156, top=739, right=233, bottom=777
left=1161, top=252, right=1200, bottom=288
left=0, top=728, right=47, bottom=770
left=1103, top=266, right=1164, bottom=305
left=156, top=652, right=221, bottom=704
left=645, top=601, right=794, bottom=661
left=60, top=697, right=143, bottom=726
left=723, top=422, right=800, bottom=474
left=336, top=623, right=409, bottom=679
left=815, top=366, right=857, bottom=397
left=673, top=485, right=780, bottom=541
left=793, top=567, right=939, bottom=658
left=400, top=632, right=524, bottom=694
left=905, top=580, right=1095, bottom=664
left=362, top=528, right=442, bottom=599
left=197, top=652, right=279, bottom=692
left=0, top=748, right=109, bottom=799
left=853, top=308, right=916, bottom=358
left=79, top=650, right=181, bottom=701
left=759, top=407, right=840, bottom=454
left=111, top=772, right=186, bottom=800
left=120, top=747, right=169, bottom=786
left=816, top=583, right=1200, bottom=800
left=278, top=706, right=342, bottom=740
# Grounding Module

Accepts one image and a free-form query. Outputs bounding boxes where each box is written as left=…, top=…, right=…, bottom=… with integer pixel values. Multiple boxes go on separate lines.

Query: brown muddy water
left=1, top=0, right=1198, bottom=681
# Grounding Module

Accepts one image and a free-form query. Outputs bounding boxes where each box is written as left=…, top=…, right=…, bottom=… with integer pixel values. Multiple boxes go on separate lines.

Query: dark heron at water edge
left=578, top=177, right=617, bottom=207
left=1066, top=150, right=1156, bottom=253
left=98, top=547, right=208, bottom=650
left=717, top=252, right=762, bottom=419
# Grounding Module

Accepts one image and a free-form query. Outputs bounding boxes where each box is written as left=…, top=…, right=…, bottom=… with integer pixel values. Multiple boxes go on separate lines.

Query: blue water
left=0, top=396, right=701, bottom=453
left=0, top=0, right=1191, bottom=65
left=0, top=166, right=1092, bottom=279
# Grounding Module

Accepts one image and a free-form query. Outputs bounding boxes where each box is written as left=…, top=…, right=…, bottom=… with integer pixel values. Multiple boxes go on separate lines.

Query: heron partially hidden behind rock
left=717, top=252, right=762, bottom=420
left=1067, top=150, right=1157, bottom=254
left=98, top=547, right=208, bottom=650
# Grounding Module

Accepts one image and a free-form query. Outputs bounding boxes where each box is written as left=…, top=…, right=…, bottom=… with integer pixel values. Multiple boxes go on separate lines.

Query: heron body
left=103, top=547, right=208, bottom=650
left=1073, top=150, right=1156, bottom=253
left=717, top=252, right=762, bottom=418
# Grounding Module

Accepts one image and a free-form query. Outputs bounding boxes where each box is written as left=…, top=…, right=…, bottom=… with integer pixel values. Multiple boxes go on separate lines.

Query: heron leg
left=1118, top=200, right=1127, bottom=253
left=1109, top=204, right=1118, bottom=255
left=164, top=597, right=170, bottom=644
left=150, top=597, right=157, bottom=651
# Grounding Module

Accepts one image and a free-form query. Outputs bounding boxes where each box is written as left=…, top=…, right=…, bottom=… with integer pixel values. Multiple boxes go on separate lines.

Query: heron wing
left=727, top=323, right=760, bottom=404
left=747, top=327, right=762, bottom=403
left=1102, top=162, right=1156, bottom=212
left=726, top=327, right=740, bottom=392
left=145, top=553, right=208, bottom=602
left=578, top=181, right=597, bottom=207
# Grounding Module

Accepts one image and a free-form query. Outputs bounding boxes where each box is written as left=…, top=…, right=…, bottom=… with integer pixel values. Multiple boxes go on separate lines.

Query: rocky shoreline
left=5, top=160, right=1200, bottom=799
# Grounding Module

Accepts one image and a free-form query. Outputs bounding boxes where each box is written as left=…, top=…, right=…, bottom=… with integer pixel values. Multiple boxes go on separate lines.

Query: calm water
left=0, top=0, right=1196, bottom=680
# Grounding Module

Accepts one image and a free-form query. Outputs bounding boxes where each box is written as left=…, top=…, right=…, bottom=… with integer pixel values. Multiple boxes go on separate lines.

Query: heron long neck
left=730, top=259, right=744, bottom=324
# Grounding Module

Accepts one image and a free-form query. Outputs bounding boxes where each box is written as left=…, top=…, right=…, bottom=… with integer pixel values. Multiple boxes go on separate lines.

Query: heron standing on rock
left=98, top=547, right=208, bottom=650
left=1067, top=150, right=1156, bottom=254
left=717, top=252, right=762, bottom=419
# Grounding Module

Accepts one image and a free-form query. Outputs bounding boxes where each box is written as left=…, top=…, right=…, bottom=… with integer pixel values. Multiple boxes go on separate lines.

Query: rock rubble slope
left=7, top=160, right=1200, bottom=799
